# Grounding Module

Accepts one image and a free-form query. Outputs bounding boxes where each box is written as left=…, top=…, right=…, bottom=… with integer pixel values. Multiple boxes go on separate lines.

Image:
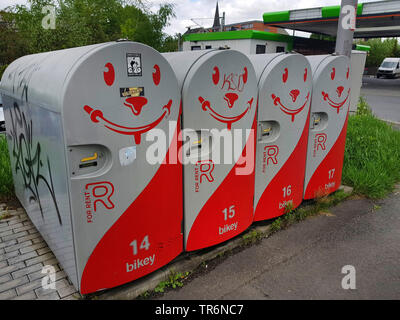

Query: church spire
left=212, top=1, right=221, bottom=32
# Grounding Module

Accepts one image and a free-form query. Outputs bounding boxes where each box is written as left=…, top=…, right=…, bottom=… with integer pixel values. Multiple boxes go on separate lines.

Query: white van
left=377, top=57, right=400, bottom=78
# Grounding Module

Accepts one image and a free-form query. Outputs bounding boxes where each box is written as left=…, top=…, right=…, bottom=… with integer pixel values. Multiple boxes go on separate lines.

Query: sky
left=1, top=0, right=379, bottom=35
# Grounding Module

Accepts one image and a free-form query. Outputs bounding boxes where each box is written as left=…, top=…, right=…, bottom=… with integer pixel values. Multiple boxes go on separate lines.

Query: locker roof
left=0, top=41, right=169, bottom=115
left=0, top=43, right=107, bottom=113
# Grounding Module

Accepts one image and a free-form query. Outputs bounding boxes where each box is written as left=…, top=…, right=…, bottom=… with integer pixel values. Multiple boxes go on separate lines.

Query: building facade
left=182, top=30, right=293, bottom=54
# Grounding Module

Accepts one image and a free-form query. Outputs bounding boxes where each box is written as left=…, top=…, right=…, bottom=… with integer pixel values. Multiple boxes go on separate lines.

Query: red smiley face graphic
left=271, top=67, right=311, bottom=122
left=198, top=66, right=253, bottom=131
left=322, top=66, right=351, bottom=114
left=83, top=62, right=173, bottom=145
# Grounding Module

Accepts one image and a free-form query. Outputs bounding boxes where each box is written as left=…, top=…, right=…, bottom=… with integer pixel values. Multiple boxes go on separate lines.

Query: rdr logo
left=322, top=66, right=351, bottom=114
left=262, top=145, right=279, bottom=173
left=83, top=59, right=174, bottom=145
left=271, top=66, right=311, bottom=122
left=313, top=133, right=327, bottom=158
left=194, top=160, right=215, bottom=192
left=84, top=181, right=115, bottom=223
left=198, top=66, right=254, bottom=131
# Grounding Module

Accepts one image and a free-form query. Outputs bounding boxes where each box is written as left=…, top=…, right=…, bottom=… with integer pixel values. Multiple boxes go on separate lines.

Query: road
left=361, top=76, right=400, bottom=122
left=158, top=189, right=400, bottom=300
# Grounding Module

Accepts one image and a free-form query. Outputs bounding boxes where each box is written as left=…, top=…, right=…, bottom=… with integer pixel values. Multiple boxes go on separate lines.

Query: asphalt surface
left=361, top=76, right=400, bottom=122
left=159, top=189, right=400, bottom=300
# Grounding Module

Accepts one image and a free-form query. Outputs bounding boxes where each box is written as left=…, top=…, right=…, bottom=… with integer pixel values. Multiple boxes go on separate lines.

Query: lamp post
left=335, top=0, right=358, bottom=57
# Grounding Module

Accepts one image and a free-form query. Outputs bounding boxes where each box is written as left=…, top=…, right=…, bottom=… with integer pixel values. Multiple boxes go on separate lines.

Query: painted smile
left=321, top=89, right=350, bottom=113
left=271, top=92, right=310, bottom=122
left=198, top=96, right=254, bottom=130
left=83, top=100, right=172, bottom=145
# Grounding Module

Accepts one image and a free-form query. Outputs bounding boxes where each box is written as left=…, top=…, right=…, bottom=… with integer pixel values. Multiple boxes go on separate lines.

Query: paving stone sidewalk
left=0, top=203, right=81, bottom=300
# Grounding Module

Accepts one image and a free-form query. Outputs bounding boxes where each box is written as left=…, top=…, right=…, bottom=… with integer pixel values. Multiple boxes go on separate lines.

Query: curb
left=94, top=185, right=354, bottom=300
left=382, top=119, right=400, bottom=131
left=97, top=223, right=272, bottom=300
left=339, top=185, right=354, bottom=194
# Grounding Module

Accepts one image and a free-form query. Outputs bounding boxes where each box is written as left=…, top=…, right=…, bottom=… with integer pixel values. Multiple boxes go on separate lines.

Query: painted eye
left=304, top=68, right=308, bottom=82
left=331, top=67, right=336, bottom=80
left=243, top=67, right=248, bottom=84
left=104, top=63, right=115, bottom=86
left=153, top=64, right=161, bottom=86
left=212, top=67, right=220, bottom=85
left=283, top=68, right=288, bottom=83
left=346, top=67, right=350, bottom=79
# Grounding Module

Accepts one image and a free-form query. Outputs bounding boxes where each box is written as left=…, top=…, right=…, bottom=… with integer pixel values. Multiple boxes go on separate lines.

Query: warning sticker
left=127, top=53, right=142, bottom=77
left=120, top=87, right=145, bottom=98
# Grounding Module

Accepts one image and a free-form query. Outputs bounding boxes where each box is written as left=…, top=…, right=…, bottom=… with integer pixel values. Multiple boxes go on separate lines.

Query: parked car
left=0, top=94, right=5, bottom=132
left=377, top=58, right=400, bottom=79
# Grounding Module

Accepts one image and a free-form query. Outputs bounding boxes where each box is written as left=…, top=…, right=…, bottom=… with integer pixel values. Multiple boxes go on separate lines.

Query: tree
left=356, top=38, right=400, bottom=68
left=0, top=10, right=30, bottom=66
left=0, top=0, right=176, bottom=71
left=120, top=3, right=175, bottom=51
left=160, top=34, right=181, bottom=53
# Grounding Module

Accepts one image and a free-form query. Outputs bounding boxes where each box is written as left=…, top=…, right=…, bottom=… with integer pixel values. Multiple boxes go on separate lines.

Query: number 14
left=130, top=235, right=150, bottom=256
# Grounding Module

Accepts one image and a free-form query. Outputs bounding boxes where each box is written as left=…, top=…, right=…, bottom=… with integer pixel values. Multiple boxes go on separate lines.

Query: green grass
left=0, top=134, right=14, bottom=200
left=343, top=112, right=400, bottom=199
left=154, top=271, right=190, bottom=293
left=270, top=190, right=350, bottom=233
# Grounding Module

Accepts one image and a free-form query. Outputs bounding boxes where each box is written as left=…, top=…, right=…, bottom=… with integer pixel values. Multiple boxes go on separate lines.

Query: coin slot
left=79, top=162, right=98, bottom=169
left=185, top=131, right=213, bottom=158
left=311, top=112, right=328, bottom=131
left=258, top=121, right=280, bottom=143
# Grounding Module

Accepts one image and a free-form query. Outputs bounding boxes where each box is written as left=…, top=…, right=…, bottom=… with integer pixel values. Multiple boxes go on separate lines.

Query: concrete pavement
left=0, top=203, right=80, bottom=300
left=1, top=186, right=399, bottom=300
left=158, top=188, right=400, bottom=300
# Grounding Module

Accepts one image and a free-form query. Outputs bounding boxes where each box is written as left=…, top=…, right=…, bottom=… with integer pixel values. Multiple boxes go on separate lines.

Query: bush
left=343, top=113, right=400, bottom=199
left=356, top=96, right=372, bottom=117
left=356, top=38, right=400, bottom=68
left=0, top=65, right=8, bottom=80
left=0, top=135, right=14, bottom=199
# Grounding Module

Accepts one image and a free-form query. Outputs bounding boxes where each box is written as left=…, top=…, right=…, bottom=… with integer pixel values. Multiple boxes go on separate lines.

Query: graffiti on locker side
left=218, top=67, right=248, bottom=93
left=15, top=64, right=39, bottom=103
left=8, top=103, right=62, bottom=225
left=322, top=67, right=351, bottom=114
left=83, top=62, right=172, bottom=145
left=5, top=58, right=44, bottom=104
left=271, top=67, right=310, bottom=122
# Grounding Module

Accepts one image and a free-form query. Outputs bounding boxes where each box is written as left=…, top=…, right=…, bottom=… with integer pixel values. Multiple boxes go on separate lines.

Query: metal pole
left=335, top=0, right=358, bottom=57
